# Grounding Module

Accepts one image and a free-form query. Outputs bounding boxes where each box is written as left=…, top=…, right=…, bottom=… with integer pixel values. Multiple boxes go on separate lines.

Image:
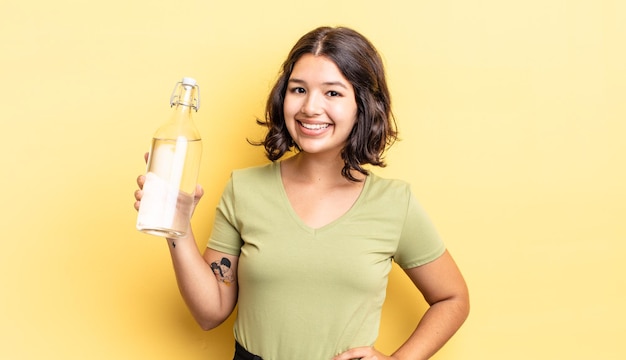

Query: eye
left=326, top=90, right=341, bottom=97
left=289, top=87, right=306, bottom=94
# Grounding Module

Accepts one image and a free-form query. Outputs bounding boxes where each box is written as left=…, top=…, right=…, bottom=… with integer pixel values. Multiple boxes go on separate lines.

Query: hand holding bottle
left=134, top=152, right=204, bottom=216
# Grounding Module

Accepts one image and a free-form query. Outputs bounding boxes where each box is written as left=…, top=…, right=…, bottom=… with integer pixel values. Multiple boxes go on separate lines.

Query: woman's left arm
left=391, top=250, right=469, bottom=359
left=334, top=250, right=469, bottom=360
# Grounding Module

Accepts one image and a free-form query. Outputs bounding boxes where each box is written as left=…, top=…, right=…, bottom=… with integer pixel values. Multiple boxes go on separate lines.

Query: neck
left=283, top=152, right=364, bottom=184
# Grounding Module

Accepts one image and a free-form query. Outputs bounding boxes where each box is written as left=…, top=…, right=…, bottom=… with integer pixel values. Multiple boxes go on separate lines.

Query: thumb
left=194, top=184, right=204, bottom=202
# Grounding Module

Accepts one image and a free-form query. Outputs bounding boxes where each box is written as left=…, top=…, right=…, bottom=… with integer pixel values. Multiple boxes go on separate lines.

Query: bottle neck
left=172, top=100, right=193, bottom=116
left=170, top=82, right=199, bottom=111
left=154, top=80, right=201, bottom=140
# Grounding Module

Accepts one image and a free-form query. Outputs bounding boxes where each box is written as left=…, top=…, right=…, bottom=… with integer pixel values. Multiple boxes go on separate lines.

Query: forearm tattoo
left=210, top=257, right=234, bottom=286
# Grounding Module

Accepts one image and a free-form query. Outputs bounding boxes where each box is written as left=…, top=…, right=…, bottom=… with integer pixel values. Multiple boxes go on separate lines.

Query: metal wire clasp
left=169, top=80, right=200, bottom=111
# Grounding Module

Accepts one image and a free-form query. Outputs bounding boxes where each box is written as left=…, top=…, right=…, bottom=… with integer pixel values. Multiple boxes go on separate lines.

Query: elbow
left=187, top=298, right=236, bottom=331
left=460, top=298, right=470, bottom=324
left=433, top=288, right=470, bottom=325
left=456, top=288, right=471, bottom=324
left=441, top=293, right=470, bottom=332
left=195, top=312, right=230, bottom=331
left=198, top=320, right=219, bottom=331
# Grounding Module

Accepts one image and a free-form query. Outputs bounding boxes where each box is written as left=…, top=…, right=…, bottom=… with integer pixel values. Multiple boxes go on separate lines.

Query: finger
left=144, top=152, right=149, bottom=163
left=195, top=184, right=204, bottom=199
left=334, top=347, right=383, bottom=360
left=333, top=347, right=367, bottom=360
left=137, top=174, right=145, bottom=189
left=133, top=187, right=143, bottom=211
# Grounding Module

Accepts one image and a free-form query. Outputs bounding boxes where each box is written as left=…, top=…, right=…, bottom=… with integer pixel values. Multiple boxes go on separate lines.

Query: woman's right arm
left=166, top=234, right=239, bottom=330
left=135, top=174, right=239, bottom=330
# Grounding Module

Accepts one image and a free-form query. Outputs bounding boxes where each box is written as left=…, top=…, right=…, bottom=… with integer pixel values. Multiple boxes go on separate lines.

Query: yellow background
left=1, top=0, right=624, bottom=359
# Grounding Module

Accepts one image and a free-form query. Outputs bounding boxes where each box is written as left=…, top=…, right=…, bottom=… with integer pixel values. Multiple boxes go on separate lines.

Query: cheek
left=331, top=103, right=358, bottom=125
left=283, top=96, right=299, bottom=119
left=282, top=99, right=298, bottom=136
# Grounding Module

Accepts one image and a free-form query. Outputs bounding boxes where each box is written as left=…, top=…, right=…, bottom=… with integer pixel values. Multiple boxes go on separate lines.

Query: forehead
left=290, top=54, right=350, bottom=84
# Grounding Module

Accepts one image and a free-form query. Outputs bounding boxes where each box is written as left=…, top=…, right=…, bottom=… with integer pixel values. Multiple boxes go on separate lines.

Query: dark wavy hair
left=253, top=26, right=398, bottom=182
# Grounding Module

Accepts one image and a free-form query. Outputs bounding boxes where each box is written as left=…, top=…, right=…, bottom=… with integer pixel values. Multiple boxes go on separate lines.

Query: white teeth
left=300, top=122, right=329, bottom=130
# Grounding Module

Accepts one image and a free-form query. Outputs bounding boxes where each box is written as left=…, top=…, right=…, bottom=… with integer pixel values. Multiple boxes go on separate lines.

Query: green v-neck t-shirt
left=207, top=161, right=445, bottom=360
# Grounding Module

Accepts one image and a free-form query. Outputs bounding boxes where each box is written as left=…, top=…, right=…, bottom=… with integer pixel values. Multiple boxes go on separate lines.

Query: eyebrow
left=288, top=78, right=349, bottom=89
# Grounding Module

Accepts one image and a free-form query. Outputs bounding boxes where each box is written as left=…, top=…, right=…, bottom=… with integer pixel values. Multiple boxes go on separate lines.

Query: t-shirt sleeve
left=393, top=193, right=446, bottom=269
left=207, top=175, right=243, bottom=256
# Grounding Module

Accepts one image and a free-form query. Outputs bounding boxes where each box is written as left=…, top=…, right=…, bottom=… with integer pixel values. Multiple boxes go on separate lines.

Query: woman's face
left=283, top=54, right=358, bottom=157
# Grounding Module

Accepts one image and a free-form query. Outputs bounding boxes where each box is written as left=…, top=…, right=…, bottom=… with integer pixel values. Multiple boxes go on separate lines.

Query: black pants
left=233, top=342, right=263, bottom=360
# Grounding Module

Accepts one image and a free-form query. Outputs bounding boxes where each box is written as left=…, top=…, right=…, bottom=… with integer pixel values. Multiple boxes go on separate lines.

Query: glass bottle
left=136, top=77, right=202, bottom=238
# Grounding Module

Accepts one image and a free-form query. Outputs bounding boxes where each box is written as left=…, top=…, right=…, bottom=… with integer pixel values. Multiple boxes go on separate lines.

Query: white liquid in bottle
left=137, top=137, right=201, bottom=238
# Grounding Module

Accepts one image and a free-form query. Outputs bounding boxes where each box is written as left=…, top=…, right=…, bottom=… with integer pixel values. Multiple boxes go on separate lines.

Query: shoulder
left=227, top=162, right=281, bottom=201
left=231, top=162, right=278, bottom=182
left=365, top=171, right=412, bottom=200
left=356, top=172, right=415, bottom=219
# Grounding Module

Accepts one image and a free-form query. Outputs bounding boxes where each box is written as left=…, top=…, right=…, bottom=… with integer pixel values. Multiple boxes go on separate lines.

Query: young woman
left=135, top=26, right=469, bottom=360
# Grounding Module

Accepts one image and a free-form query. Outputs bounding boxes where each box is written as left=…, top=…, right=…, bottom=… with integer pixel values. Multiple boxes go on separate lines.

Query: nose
left=300, top=92, right=322, bottom=116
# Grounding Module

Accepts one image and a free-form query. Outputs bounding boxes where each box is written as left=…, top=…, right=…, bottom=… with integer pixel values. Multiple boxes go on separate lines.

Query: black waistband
left=234, top=342, right=263, bottom=360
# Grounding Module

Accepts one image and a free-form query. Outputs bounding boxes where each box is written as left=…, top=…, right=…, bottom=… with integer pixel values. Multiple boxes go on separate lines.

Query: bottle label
left=137, top=172, right=194, bottom=237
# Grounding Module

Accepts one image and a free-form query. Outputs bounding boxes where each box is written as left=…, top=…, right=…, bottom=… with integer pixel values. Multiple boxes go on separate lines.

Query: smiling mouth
left=298, top=121, right=330, bottom=130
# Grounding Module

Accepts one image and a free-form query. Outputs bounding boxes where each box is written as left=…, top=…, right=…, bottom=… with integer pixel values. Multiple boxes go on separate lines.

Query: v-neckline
left=273, top=161, right=370, bottom=234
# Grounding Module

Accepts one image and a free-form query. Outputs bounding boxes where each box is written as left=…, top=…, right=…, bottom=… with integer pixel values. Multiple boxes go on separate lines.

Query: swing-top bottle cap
left=181, top=77, right=197, bottom=86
